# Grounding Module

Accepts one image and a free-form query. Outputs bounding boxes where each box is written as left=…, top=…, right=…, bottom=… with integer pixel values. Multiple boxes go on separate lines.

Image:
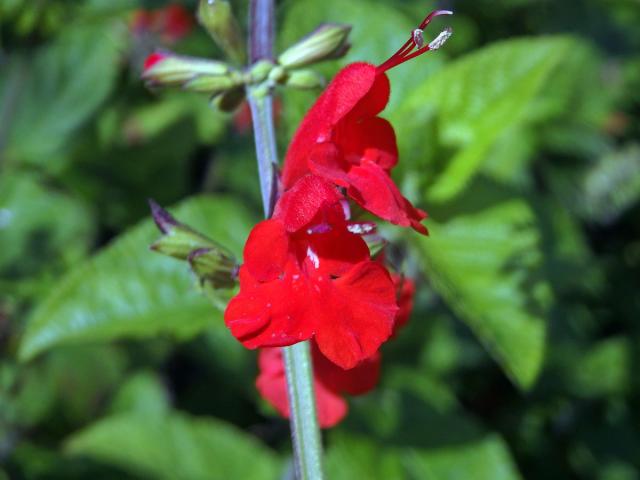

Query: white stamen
left=347, top=223, right=376, bottom=235
left=306, top=246, right=320, bottom=269
left=428, top=27, right=453, bottom=50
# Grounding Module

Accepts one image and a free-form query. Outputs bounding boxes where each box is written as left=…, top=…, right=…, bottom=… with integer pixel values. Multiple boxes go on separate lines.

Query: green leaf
left=2, top=22, right=126, bottom=168
left=109, top=371, right=170, bottom=416
left=394, top=36, right=575, bottom=202
left=2, top=345, right=126, bottom=428
left=413, top=184, right=551, bottom=389
left=341, top=369, right=524, bottom=480
left=121, top=93, right=227, bottom=145
left=569, top=337, right=632, bottom=398
left=65, top=411, right=281, bottom=480
left=19, top=195, right=254, bottom=361
left=573, top=144, right=640, bottom=224
left=325, top=432, right=405, bottom=480
left=404, top=434, right=523, bottom=480
left=0, top=172, right=93, bottom=276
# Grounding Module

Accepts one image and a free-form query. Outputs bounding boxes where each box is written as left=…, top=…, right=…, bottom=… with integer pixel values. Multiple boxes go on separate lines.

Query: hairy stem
left=283, top=343, right=324, bottom=480
left=248, top=1, right=324, bottom=479
left=247, top=90, right=278, bottom=217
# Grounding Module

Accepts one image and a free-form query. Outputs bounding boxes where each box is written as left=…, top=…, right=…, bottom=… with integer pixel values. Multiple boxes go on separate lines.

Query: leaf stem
left=247, top=1, right=324, bottom=479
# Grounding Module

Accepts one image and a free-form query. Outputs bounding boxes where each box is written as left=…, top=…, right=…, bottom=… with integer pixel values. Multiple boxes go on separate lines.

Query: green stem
left=282, top=343, right=324, bottom=480
left=247, top=1, right=324, bottom=478
left=247, top=90, right=277, bottom=218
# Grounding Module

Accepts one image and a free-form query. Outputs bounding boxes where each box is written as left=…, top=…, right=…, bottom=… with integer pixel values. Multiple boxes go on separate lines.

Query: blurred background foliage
left=1, top=0, right=639, bottom=478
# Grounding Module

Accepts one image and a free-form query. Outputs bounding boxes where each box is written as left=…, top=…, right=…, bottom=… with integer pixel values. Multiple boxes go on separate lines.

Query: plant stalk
left=247, top=1, right=324, bottom=479
left=282, top=342, right=324, bottom=479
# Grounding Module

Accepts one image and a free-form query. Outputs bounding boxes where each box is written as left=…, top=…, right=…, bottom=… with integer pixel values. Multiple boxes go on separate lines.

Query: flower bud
left=142, top=51, right=232, bottom=87
left=278, top=23, right=351, bottom=69
left=197, top=0, right=245, bottom=64
left=183, top=70, right=243, bottom=94
left=284, top=69, right=325, bottom=90
left=188, top=248, right=238, bottom=289
left=248, top=59, right=276, bottom=84
left=148, top=200, right=238, bottom=288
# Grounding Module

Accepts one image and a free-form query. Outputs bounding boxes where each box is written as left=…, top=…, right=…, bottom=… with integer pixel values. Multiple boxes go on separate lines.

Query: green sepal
left=197, top=0, right=246, bottom=64
left=278, top=23, right=351, bottom=69
left=148, top=200, right=238, bottom=288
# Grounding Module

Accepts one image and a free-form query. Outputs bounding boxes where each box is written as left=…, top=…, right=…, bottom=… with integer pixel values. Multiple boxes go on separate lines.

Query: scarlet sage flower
left=256, top=272, right=414, bottom=428
left=224, top=175, right=398, bottom=370
left=392, top=274, right=416, bottom=335
left=257, top=343, right=380, bottom=428
left=281, top=10, right=453, bottom=235
left=131, top=5, right=193, bottom=44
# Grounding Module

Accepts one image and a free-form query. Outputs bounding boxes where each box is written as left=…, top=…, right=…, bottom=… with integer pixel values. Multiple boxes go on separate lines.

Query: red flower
left=158, top=5, right=193, bottom=43
left=224, top=175, right=398, bottom=369
left=392, top=274, right=416, bottom=335
left=257, top=343, right=380, bottom=428
left=280, top=10, right=453, bottom=235
left=131, top=5, right=193, bottom=44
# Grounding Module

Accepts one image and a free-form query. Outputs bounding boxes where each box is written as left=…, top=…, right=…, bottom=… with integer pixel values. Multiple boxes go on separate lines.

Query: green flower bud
left=197, top=0, right=245, bottom=64
left=278, top=23, right=351, bottom=69
left=248, top=59, right=276, bottom=84
left=268, top=65, right=287, bottom=84
left=148, top=200, right=238, bottom=288
left=285, top=69, right=325, bottom=90
left=142, top=51, right=231, bottom=87
left=189, top=248, right=238, bottom=289
left=143, top=51, right=245, bottom=97
left=183, top=70, right=243, bottom=94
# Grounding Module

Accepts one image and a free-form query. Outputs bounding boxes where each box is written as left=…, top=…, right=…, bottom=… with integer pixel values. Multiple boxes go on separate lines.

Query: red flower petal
left=307, top=143, right=351, bottom=187
left=224, top=264, right=315, bottom=348
left=335, top=116, right=398, bottom=170
left=313, top=261, right=397, bottom=369
left=392, top=274, right=416, bottom=335
left=273, top=174, right=341, bottom=233
left=304, top=225, right=369, bottom=278
left=256, top=348, right=348, bottom=428
left=281, top=63, right=380, bottom=188
left=159, top=5, right=193, bottom=42
left=313, top=343, right=380, bottom=396
left=347, top=160, right=428, bottom=235
left=348, top=71, right=390, bottom=119
left=244, top=220, right=289, bottom=282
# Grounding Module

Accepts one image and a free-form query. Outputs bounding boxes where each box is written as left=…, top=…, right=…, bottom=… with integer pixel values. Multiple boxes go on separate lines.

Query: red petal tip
left=143, top=52, right=168, bottom=71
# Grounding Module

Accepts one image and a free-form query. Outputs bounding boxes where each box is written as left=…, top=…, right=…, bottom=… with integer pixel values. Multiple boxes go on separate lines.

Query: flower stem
left=247, top=1, right=324, bottom=479
left=282, top=343, right=324, bottom=480
left=247, top=90, right=277, bottom=218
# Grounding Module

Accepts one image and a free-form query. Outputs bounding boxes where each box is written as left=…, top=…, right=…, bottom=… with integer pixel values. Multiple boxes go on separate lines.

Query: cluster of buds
left=148, top=200, right=238, bottom=290
left=142, top=0, right=351, bottom=111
